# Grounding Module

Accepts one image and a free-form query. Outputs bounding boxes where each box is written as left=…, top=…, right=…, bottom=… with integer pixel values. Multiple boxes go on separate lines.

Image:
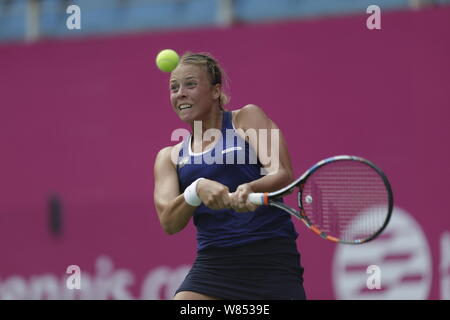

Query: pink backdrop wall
left=1, top=7, right=449, bottom=299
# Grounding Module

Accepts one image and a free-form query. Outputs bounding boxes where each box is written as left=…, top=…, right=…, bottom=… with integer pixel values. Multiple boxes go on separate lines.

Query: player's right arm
left=154, top=145, right=232, bottom=234
left=153, top=146, right=196, bottom=235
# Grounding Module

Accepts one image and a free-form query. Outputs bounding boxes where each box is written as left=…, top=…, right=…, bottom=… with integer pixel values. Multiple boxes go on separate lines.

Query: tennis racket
left=248, top=155, right=393, bottom=244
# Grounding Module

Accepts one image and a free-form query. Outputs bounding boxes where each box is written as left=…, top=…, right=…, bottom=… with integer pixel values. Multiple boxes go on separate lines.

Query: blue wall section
left=235, top=0, right=410, bottom=21
left=1, top=0, right=449, bottom=42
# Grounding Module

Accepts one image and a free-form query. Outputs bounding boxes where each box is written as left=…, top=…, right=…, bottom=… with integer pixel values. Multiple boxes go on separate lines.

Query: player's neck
left=191, top=108, right=224, bottom=135
left=190, top=108, right=224, bottom=152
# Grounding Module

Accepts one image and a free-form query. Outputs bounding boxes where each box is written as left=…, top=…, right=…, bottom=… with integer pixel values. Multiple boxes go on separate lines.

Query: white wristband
left=184, top=178, right=204, bottom=207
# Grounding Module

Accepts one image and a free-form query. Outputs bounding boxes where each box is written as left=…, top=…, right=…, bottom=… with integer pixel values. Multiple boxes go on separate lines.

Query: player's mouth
left=178, top=104, right=193, bottom=111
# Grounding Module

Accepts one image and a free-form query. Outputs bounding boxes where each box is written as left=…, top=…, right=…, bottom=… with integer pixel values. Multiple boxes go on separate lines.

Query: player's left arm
left=231, top=104, right=294, bottom=211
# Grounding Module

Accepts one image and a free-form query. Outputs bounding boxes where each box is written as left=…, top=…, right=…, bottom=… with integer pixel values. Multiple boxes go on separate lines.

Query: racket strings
left=302, top=161, right=389, bottom=242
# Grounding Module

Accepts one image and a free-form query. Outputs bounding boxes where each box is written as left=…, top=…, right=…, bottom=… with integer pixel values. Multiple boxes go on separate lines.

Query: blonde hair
left=179, top=52, right=230, bottom=110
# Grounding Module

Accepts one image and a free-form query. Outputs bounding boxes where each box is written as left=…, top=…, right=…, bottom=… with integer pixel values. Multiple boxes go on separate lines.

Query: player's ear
left=212, top=83, right=221, bottom=100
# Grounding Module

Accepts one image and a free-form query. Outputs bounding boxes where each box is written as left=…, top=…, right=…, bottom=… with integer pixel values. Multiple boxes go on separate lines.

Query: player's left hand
left=229, top=183, right=259, bottom=212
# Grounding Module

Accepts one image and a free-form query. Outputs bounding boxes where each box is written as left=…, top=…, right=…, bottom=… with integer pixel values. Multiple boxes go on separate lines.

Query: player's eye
left=186, top=81, right=197, bottom=88
left=170, top=84, right=178, bottom=92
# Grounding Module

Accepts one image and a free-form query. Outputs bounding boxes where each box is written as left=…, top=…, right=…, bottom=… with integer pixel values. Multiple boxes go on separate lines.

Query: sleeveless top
left=176, top=111, right=298, bottom=251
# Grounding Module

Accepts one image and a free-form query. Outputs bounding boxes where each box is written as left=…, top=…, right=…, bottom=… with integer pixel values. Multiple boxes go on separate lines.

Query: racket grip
left=248, top=193, right=265, bottom=205
left=227, top=192, right=268, bottom=205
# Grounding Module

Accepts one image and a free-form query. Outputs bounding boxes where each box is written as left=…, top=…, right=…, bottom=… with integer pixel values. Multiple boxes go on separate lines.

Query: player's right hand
left=197, top=179, right=231, bottom=210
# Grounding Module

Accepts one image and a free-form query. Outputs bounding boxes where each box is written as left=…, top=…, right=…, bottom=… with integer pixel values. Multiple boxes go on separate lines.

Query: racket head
left=298, top=155, right=393, bottom=244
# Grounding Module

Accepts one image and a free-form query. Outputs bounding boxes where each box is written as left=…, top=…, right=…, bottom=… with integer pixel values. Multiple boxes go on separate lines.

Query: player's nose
left=176, top=85, right=188, bottom=98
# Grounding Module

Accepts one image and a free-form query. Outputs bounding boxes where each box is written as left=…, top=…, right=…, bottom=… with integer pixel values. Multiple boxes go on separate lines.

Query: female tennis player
left=153, top=52, right=306, bottom=300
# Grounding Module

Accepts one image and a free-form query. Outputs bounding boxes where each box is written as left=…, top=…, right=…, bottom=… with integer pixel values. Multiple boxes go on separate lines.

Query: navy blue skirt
left=175, top=237, right=306, bottom=300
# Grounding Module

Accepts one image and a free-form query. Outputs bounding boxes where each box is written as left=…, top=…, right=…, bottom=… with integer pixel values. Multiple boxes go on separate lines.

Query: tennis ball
left=156, top=49, right=180, bottom=72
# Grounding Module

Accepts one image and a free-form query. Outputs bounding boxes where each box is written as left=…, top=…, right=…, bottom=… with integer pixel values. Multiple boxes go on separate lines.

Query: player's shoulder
left=155, top=142, right=183, bottom=166
left=234, top=104, right=264, bottom=115
left=232, top=104, right=269, bottom=130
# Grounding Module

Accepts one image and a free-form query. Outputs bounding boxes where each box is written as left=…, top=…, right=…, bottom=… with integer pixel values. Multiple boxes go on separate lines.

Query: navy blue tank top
left=177, top=111, right=298, bottom=251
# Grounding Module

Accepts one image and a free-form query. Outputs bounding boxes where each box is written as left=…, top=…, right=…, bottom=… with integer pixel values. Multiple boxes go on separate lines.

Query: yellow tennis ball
left=156, top=49, right=180, bottom=72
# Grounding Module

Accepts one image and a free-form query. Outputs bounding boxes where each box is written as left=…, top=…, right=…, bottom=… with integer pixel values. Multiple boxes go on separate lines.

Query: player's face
left=169, top=64, right=218, bottom=123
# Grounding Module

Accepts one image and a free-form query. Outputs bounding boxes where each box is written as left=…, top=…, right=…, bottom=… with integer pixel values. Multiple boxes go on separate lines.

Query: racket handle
left=248, top=193, right=266, bottom=205
left=228, top=193, right=268, bottom=205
